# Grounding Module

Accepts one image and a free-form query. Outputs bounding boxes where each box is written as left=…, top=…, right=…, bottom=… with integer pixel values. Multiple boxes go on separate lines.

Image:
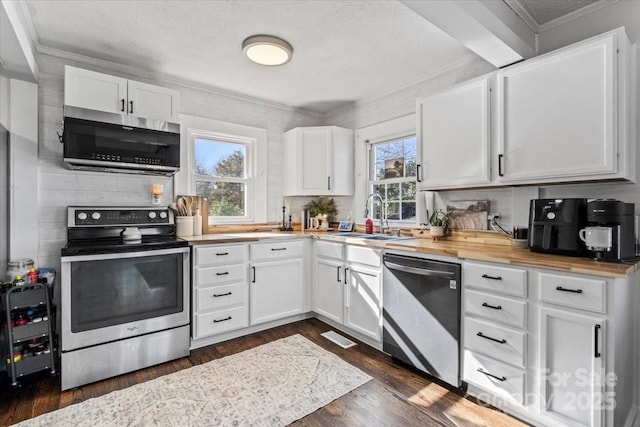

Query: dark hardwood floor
left=0, top=318, right=525, bottom=426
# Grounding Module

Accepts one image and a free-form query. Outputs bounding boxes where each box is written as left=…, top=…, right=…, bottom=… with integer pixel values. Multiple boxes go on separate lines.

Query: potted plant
left=429, top=210, right=451, bottom=240
left=304, top=198, right=338, bottom=224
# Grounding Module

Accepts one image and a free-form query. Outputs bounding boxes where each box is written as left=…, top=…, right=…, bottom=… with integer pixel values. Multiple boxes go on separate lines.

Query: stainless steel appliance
left=528, top=198, right=588, bottom=256
left=62, top=113, right=180, bottom=176
left=584, top=199, right=635, bottom=261
left=60, top=206, right=190, bottom=390
left=382, top=252, right=462, bottom=388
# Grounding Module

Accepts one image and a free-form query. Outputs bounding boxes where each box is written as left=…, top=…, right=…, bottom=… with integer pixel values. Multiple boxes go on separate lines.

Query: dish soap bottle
left=365, top=218, right=373, bottom=234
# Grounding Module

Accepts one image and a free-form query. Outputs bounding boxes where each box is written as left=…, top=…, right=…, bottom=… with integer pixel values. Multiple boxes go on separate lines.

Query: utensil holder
left=176, top=216, right=194, bottom=237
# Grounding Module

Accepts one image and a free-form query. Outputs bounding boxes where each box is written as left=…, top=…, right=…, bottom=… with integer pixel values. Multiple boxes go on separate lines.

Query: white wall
left=35, top=52, right=321, bottom=273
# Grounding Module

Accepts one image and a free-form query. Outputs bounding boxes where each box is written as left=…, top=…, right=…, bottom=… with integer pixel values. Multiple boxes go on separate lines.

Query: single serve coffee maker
left=580, top=199, right=635, bottom=262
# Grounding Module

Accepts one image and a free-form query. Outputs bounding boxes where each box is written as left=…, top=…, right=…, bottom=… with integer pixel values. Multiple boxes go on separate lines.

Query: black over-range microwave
left=62, top=116, right=180, bottom=176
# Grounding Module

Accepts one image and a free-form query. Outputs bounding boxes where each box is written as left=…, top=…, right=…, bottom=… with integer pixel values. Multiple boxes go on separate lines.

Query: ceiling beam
left=1, top=0, right=39, bottom=81
left=400, top=0, right=537, bottom=68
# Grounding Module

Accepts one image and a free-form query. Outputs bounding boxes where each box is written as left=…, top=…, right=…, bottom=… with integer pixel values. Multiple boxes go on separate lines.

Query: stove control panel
left=69, top=207, right=173, bottom=227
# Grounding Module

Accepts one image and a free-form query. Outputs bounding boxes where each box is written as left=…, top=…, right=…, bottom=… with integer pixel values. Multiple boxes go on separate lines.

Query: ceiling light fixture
left=242, top=35, right=293, bottom=66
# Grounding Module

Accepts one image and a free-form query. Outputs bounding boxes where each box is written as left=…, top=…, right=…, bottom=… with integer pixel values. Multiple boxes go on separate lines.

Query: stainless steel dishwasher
left=382, top=252, right=462, bottom=388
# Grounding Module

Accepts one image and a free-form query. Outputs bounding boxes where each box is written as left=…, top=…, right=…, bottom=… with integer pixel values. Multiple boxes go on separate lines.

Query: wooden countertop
left=183, top=230, right=639, bottom=278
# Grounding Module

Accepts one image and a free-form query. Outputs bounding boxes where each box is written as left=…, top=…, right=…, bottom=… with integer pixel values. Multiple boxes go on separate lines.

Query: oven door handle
left=61, top=246, right=189, bottom=262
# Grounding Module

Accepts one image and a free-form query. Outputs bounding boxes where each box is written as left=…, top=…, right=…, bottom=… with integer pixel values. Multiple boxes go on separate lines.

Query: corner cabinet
left=417, top=76, right=491, bottom=189
left=283, top=126, right=354, bottom=196
left=496, top=28, right=635, bottom=184
left=312, top=240, right=382, bottom=344
left=64, top=65, right=180, bottom=123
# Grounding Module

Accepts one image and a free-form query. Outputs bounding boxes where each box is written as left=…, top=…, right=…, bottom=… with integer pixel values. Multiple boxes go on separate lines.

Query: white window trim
left=355, top=114, right=424, bottom=227
left=175, top=114, right=267, bottom=224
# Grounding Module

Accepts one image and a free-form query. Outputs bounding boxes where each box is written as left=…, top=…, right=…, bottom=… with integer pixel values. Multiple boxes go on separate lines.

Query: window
left=368, top=136, right=417, bottom=222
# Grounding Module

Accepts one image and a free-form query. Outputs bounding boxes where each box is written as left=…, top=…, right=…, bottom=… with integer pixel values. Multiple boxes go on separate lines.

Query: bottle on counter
left=27, top=268, right=39, bottom=284
left=13, top=274, right=26, bottom=287
left=365, top=218, right=373, bottom=234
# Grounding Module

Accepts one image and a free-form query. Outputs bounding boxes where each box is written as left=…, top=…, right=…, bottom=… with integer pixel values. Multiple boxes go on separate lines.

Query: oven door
left=60, top=247, right=189, bottom=351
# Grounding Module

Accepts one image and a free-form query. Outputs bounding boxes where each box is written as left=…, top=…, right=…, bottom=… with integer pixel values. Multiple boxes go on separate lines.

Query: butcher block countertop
left=182, top=228, right=639, bottom=279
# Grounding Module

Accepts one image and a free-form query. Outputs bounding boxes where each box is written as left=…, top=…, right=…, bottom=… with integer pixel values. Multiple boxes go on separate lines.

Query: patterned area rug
left=16, top=334, right=372, bottom=427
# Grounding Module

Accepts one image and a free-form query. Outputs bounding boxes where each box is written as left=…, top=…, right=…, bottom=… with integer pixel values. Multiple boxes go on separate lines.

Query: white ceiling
left=18, top=0, right=616, bottom=114
left=24, top=0, right=480, bottom=113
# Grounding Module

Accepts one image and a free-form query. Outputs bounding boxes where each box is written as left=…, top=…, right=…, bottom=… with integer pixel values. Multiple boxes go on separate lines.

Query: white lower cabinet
left=249, top=258, right=303, bottom=325
left=313, top=240, right=382, bottom=343
left=462, top=261, right=635, bottom=427
left=539, top=307, right=605, bottom=427
left=249, top=240, right=304, bottom=326
left=192, top=243, right=249, bottom=340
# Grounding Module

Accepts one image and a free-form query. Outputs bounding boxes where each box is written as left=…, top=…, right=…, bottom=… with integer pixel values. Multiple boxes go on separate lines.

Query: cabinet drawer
left=196, top=283, right=246, bottom=312
left=195, top=306, right=248, bottom=339
left=250, top=240, right=303, bottom=261
left=464, top=318, right=526, bottom=368
left=195, top=264, right=246, bottom=287
left=464, top=262, right=527, bottom=297
left=463, top=350, right=525, bottom=405
left=195, top=245, right=246, bottom=266
left=465, top=289, right=527, bottom=329
left=539, top=273, right=606, bottom=313
left=346, top=245, right=381, bottom=268
left=315, top=240, right=343, bottom=259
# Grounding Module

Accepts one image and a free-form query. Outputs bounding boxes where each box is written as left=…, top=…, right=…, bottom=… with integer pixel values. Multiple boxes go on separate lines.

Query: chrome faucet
left=364, top=192, right=389, bottom=234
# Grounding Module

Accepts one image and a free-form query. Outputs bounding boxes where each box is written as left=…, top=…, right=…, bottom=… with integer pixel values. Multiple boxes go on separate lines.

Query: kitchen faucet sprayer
left=364, top=192, right=389, bottom=234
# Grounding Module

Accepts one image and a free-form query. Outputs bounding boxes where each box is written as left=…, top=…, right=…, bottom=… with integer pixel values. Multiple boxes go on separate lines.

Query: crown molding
left=538, top=0, right=618, bottom=32
left=35, top=44, right=324, bottom=120
left=503, top=0, right=540, bottom=33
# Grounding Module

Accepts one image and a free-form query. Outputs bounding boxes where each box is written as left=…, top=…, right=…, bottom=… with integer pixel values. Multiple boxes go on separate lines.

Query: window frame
left=367, top=135, right=418, bottom=224
left=177, top=114, right=267, bottom=227
left=190, top=131, right=254, bottom=223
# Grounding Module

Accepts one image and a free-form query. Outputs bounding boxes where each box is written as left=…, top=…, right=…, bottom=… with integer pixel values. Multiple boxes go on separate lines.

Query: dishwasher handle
left=384, top=260, right=455, bottom=278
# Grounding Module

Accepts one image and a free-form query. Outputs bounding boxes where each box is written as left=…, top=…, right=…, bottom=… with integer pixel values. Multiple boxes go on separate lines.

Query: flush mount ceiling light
left=242, top=35, right=293, bottom=66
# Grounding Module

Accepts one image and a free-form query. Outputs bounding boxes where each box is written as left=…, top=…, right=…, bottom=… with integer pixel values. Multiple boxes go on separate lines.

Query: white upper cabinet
left=417, top=76, right=491, bottom=189
left=497, top=28, right=634, bottom=184
left=283, top=126, right=354, bottom=196
left=64, top=65, right=180, bottom=123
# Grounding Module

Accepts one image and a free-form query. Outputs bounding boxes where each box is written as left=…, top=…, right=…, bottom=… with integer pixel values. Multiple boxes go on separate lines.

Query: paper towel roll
left=424, top=191, right=435, bottom=220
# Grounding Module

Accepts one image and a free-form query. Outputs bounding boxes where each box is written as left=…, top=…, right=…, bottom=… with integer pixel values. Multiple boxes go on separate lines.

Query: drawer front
left=464, top=318, right=526, bottom=368
left=196, top=264, right=246, bottom=287
left=464, top=262, right=527, bottom=297
left=315, top=240, right=344, bottom=259
left=195, top=244, right=246, bottom=266
left=539, top=273, right=606, bottom=313
left=346, top=244, right=381, bottom=268
left=196, top=283, right=247, bottom=312
left=463, top=350, right=525, bottom=405
left=465, top=289, right=527, bottom=329
left=195, top=306, right=248, bottom=339
left=250, top=240, right=303, bottom=261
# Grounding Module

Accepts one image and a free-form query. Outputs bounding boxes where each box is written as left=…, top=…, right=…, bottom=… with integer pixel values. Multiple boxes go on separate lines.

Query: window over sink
left=368, top=136, right=417, bottom=222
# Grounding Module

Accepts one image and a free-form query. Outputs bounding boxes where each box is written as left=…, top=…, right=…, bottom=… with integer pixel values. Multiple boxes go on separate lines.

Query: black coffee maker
left=528, top=199, right=588, bottom=256
left=585, top=199, right=635, bottom=261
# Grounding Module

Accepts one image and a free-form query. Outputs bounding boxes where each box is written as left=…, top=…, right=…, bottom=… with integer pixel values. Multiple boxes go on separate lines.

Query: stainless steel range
left=60, top=206, right=190, bottom=390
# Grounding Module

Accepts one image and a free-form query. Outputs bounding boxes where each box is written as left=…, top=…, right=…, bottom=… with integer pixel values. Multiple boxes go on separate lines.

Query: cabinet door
left=127, top=80, right=180, bottom=123
left=64, top=66, right=127, bottom=114
left=539, top=306, right=605, bottom=427
left=498, top=33, right=617, bottom=183
left=250, top=259, right=303, bottom=325
left=344, top=263, right=382, bottom=341
left=418, top=77, right=491, bottom=189
left=313, top=258, right=344, bottom=323
left=299, top=128, right=332, bottom=195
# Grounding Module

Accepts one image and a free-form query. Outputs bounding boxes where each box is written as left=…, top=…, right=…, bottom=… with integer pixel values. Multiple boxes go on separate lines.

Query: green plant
left=304, top=198, right=338, bottom=221
left=429, top=210, right=451, bottom=235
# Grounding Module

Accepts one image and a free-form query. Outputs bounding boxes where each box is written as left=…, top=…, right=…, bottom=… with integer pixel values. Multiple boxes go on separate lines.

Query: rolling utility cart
left=1, top=283, right=56, bottom=387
